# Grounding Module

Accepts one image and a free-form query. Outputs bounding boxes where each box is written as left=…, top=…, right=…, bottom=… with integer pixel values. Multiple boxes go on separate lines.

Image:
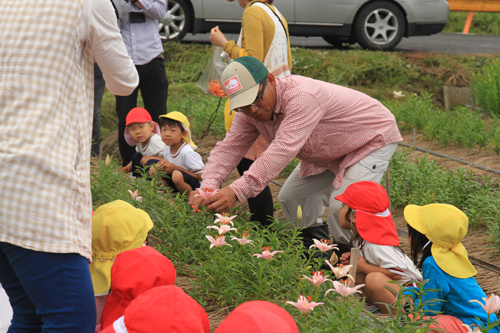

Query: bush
left=472, top=58, right=500, bottom=116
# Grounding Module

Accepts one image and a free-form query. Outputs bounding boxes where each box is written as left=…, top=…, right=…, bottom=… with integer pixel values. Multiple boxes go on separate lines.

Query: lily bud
left=105, top=154, right=110, bottom=166
left=297, top=205, right=302, bottom=221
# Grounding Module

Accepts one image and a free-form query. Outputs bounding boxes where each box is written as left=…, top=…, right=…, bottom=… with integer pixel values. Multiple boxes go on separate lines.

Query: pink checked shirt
left=201, top=75, right=402, bottom=202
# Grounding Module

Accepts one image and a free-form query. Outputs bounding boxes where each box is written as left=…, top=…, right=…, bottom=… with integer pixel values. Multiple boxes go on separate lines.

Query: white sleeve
left=183, top=150, right=205, bottom=174
left=82, top=0, right=139, bottom=96
left=362, top=244, right=407, bottom=276
left=148, top=135, right=166, bottom=156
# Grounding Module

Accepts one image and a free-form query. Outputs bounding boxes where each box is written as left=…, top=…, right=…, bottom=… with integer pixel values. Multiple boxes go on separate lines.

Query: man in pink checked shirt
left=188, top=56, right=402, bottom=252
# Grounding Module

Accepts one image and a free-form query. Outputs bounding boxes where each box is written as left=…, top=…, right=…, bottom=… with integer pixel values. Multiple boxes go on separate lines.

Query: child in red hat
left=100, top=285, right=209, bottom=333
left=214, top=300, right=298, bottom=333
left=122, top=107, right=165, bottom=178
left=100, top=246, right=177, bottom=330
left=336, top=181, right=421, bottom=314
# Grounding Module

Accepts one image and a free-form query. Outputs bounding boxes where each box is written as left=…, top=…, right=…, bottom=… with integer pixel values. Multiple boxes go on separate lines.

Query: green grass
left=444, top=12, right=500, bottom=35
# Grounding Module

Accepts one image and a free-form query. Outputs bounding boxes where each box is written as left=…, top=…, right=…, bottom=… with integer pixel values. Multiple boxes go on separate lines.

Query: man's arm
left=131, top=0, right=166, bottom=21
left=85, top=0, right=138, bottom=96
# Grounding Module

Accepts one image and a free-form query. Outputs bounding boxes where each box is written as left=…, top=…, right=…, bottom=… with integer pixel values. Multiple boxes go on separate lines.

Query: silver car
left=159, top=0, right=449, bottom=51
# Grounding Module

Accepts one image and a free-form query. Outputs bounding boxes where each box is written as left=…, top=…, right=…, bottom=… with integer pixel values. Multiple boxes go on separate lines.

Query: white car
left=159, top=0, right=449, bottom=51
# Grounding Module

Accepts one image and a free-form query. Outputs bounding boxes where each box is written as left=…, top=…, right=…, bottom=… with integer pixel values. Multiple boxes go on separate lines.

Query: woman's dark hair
left=159, top=117, right=184, bottom=131
left=407, top=223, right=432, bottom=269
left=266, top=0, right=274, bottom=4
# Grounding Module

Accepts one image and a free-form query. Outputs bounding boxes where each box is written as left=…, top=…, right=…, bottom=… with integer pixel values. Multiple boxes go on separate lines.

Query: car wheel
left=159, top=0, right=192, bottom=42
left=354, top=1, right=405, bottom=51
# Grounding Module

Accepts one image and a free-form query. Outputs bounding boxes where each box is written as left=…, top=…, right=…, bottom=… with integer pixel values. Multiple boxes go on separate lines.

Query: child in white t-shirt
left=121, top=107, right=165, bottom=177
left=336, top=181, right=422, bottom=314
left=150, top=111, right=204, bottom=196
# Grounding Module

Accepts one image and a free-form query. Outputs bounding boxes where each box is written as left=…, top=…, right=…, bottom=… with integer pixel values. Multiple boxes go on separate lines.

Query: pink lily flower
left=194, top=188, right=220, bottom=200
left=214, top=213, right=236, bottom=226
left=470, top=293, right=500, bottom=315
left=128, top=190, right=143, bottom=202
left=253, top=246, right=283, bottom=260
left=230, top=233, right=253, bottom=246
left=393, top=90, right=405, bottom=98
left=205, top=235, right=232, bottom=249
left=309, top=239, right=338, bottom=253
left=462, top=324, right=481, bottom=333
left=302, top=271, right=331, bottom=288
left=325, top=280, right=364, bottom=298
left=286, top=295, right=323, bottom=314
left=207, top=224, right=237, bottom=235
left=324, top=260, right=354, bottom=281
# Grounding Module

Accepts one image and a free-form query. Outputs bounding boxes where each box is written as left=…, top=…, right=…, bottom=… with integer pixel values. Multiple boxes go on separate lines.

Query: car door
left=202, top=0, right=294, bottom=23
left=294, top=0, right=362, bottom=25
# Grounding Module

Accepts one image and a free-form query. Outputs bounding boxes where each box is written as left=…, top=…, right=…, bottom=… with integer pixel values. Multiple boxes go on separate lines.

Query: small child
left=100, top=246, right=176, bottom=330
left=150, top=111, right=204, bottom=196
left=404, top=203, right=499, bottom=333
left=100, top=285, right=210, bottom=333
left=89, top=200, right=154, bottom=332
left=122, top=107, right=165, bottom=177
left=337, top=181, right=422, bottom=314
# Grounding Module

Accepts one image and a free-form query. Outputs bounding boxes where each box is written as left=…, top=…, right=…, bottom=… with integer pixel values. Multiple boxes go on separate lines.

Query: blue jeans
left=0, top=242, right=95, bottom=333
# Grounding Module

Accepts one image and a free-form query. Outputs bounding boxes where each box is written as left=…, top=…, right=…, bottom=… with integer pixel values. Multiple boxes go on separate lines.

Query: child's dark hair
left=159, top=117, right=184, bottom=131
left=407, top=223, right=432, bottom=269
left=345, top=207, right=405, bottom=255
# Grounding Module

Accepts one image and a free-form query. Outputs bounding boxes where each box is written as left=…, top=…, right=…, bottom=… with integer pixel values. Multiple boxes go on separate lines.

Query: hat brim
left=229, top=84, right=260, bottom=111
left=89, top=259, right=114, bottom=296
left=403, top=205, right=425, bottom=234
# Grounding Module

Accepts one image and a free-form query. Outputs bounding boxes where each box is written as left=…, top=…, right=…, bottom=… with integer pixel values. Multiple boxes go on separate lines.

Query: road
left=182, top=32, right=500, bottom=54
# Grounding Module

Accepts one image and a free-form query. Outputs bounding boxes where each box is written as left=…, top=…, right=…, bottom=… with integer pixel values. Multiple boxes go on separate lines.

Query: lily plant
left=253, top=246, right=283, bottom=260
left=128, top=189, right=142, bottom=202
left=205, top=235, right=232, bottom=249
left=286, top=295, right=323, bottom=314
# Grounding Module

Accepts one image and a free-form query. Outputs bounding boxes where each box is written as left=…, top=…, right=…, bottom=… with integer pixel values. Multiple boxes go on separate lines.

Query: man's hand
left=188, top=187, right=237, bottom=213
left=210, top=26, right=228, bottom=47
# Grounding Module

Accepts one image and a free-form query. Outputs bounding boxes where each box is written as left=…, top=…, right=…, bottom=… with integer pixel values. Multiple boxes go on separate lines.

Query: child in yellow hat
left=89, top=200, right=154, bottom=332
left=150, top=111, right=204, bottom=196
left=404, top=203, right=499, bottom=333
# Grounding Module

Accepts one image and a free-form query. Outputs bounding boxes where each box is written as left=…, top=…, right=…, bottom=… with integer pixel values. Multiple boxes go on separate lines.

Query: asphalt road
left=182, top=32, right=500, bottom=54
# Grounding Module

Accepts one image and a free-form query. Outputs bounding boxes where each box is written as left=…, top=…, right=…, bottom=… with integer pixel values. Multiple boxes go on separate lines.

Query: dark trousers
left=116, top=57, right=168, bottom=166
left=131, top=152, right=160, bottom=178
left=0, top=242, right=95, bottom=332
left=237, top=158, right=274, bottom=227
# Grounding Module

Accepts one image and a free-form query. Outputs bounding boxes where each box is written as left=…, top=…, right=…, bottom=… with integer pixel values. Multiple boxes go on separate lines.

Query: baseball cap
left=100, top=285, right=210, bottom=333
left=125, top=107, right=152, bottom=126
left=214, top=301, right=298, bottom=333
left=404, top=203, right=477, bottom=278
left=335, top=181, right=399, bottom=246
left=159, top=111, right=197, bottom=149
left=100, top=246, right=177, bottom=329
left=220, top=56, right=269, bottom=111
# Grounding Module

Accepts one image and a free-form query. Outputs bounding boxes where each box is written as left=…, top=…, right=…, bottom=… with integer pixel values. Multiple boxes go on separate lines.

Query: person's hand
left=148, top=163, right=160, bottom=177
left=140, top=156, right=149, bottom=165
left=160, top=162, right=177, bottom=174
left=210, top=26, right=228, bottom=47
left=340, top=252, right=351, bottom=265
left=120, top=162, right=132, bottom=173
left=188, top=187, right=237, bottom=213
left=188, top=189, right=205, bottom=213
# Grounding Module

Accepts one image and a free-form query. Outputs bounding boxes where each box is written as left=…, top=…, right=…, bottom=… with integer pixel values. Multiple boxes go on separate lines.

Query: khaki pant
left=278, top=143, right=398, bottom=244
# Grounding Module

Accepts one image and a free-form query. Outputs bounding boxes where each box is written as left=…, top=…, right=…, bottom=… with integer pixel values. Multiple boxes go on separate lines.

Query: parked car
left=159, top=0, right=449, bottom=51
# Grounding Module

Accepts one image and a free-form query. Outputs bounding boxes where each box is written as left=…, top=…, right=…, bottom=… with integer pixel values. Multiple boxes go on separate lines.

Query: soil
left=99, top=130, right=500, bottom=331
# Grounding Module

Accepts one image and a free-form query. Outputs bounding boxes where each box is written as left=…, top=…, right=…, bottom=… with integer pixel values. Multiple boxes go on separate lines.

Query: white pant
left=278, top=143, right=398, bottom=244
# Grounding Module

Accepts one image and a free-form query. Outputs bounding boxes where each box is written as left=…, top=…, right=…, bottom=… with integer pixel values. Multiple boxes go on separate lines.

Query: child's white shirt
left=135, top=134, right=165, bottom=157
left=163, top=142, right=204, bottom=174
left=355, top=239, right=422, bottom=285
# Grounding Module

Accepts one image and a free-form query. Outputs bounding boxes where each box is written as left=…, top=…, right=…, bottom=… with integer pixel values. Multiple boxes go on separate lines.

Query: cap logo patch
left=224, top=75, right=243, bottom=96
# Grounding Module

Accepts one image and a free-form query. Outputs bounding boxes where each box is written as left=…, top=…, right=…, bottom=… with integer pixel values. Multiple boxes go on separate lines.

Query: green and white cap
left=221, top=56, right=269, bottom=110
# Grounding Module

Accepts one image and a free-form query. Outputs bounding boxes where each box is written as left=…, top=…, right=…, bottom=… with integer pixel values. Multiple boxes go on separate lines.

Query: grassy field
left=444, top=11, right=500, bottom=35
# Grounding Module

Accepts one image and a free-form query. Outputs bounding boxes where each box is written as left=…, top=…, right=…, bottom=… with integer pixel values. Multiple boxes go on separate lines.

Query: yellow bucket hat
left=159, top=111, right=197, bottom=149
left=89, top=200, right=154, bottom=296
left=404, top=203, right=477, bottom=279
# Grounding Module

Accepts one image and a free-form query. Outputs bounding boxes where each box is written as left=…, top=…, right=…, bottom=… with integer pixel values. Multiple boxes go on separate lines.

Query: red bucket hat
left=124, top=108, right=161, bottom=146
left=214, top=301, right=298, bottom=333
left=100, top=285, right=209, bottom=333
left=100, top=246, right=177, bottom=329
left=334, top=181, right=399, bottom=246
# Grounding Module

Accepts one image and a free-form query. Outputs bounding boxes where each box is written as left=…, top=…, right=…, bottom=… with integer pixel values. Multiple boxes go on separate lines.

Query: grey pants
left=278, top=143, right=398, bottom=244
